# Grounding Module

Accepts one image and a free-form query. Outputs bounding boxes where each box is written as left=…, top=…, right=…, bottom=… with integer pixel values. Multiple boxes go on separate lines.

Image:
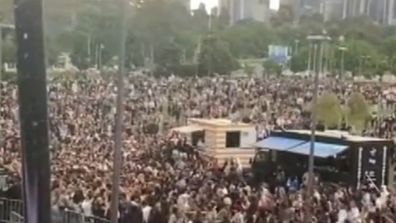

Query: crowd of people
left=0, top=74, right=396, bottom=222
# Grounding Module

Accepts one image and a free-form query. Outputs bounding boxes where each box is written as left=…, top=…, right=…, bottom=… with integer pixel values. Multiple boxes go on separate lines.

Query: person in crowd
left=0, top=74, right=395, bottom=222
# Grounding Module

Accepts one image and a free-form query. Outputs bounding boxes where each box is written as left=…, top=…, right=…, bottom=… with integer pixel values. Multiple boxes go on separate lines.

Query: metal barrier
left=62, top=210, right=110, bottom=223
left=0, top=198, right=23, bottom=223
left=0, top=198, right=109, bottom=223
left=10, top=211, right=23, bottom=223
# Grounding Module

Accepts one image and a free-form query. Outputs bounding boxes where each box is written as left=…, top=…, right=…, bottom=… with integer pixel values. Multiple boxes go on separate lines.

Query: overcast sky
left=191, top=0, right=280, bottom=11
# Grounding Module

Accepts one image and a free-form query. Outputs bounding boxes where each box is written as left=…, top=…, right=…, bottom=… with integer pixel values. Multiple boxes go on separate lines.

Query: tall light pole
left=307, top=43, right=312, bottom=75
left=338, top=47, right=347, bottom=79
left=294, top=39, right=300, bottom=55
left=110, top=0, right=128, bottom=222
left=306, top=34, right=331, bottom=221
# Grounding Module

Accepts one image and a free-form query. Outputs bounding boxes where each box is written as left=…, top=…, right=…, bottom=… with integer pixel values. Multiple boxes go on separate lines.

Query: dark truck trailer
left=252, top=130, right=394, bottom=188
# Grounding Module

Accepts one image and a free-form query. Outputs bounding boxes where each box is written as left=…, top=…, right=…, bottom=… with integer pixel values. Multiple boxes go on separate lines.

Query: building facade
left=173, top=0, right=190, bottom=10
left=341, top=0, right=396, bottom=25
left=218, top=0, right=270, bottom=25
left=321, top=0, right=344, bottom=22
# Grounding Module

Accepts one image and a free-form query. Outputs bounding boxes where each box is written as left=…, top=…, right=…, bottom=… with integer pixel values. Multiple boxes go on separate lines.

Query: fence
left=62, top=210, right=110, bottom=223
left=0, top=198, right=23, bottom=223
left=10, top=211, right=23, bottom=223
left=0, top=198, right=109, bottom=223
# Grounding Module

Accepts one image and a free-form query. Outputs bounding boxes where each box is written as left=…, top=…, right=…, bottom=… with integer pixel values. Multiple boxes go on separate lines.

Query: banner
left=268, top=45, right=290, bottom=65
left=358, top=146, right=388, bottom=188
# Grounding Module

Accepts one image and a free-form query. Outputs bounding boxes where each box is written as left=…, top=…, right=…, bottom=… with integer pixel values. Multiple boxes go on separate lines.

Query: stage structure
left=172, top=118, right=257, bottom=167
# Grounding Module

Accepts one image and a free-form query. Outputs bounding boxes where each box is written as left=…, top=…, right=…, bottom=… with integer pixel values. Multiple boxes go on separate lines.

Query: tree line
left=2, top=0, right=396, bottom=76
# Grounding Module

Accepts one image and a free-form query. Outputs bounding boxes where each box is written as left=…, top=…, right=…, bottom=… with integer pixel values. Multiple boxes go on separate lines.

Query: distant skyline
left=190, top=0, right=218, bottom=12
left=191, top=0, right=280, bottom=11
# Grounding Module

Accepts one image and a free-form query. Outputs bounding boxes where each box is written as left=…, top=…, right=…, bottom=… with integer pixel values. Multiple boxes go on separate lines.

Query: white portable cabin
left=172, top=118, right=257, bottom=167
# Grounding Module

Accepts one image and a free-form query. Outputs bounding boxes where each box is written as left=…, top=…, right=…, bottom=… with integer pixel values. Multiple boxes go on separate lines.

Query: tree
left=131, top=0, right=193, bottom=68
left=315, top=91, right=343, bottom=128
left=216, top=7, right=230, bottom=29
left=154, top=41, right=182, bottom=75
left=346, top=92, right=371, bottom=133
left=290, top=45, right=309, bottom=73
left=1, top=39, right=16, bottom=64
left=343, top=40, right=383, bottom=76
left=191, top=3, right=209, bottom=33
left=220, top=21, right=276, bottom=58
left=270, top=4, right=294, bottom=27
left=263, top=59, right=281, bottom=76
left=243, top=63, right=255, bottom=77
left=54, top=0, right=122, bottom=68
left=0, top=0, right=13, bottom=23
left=383, top=35, right=396, bottom=72
left=198, top=34, right=239, bottom=75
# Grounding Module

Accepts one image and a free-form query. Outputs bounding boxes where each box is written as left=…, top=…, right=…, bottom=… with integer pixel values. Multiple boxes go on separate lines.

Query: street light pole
left=306, top=34, right=331, bottom=221
left=319, top=40, right=325, bottom=76
left=338, top=47, right=347, bottom=79
left=307, top=43, right=312, bottom=75
left=295, top=39, right=300, bottom=55
left=359, top=56, right=363, bottom=76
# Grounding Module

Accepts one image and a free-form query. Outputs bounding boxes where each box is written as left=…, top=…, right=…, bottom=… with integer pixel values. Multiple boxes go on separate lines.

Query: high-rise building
left=385, top=0, right=395, bottom=25
left=218, top=0, right=270, bottom=25
left=340, top=0, right=395, bottom=25
left=278, top=0, right=396, bottom=25
left=244, top=0, right=270, bottom=22
left=173, top=0, right=190, bottom=10
left=320, top=0, right=343, bottom=22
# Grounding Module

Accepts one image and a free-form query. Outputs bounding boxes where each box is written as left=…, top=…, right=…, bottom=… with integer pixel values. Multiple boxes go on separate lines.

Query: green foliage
left=243, top=64, right=254, bottom=76
left=0, top=0, right=13, bottom=23
left=290, top=45, right=309, bottom=72
left=263, top=59, right=282, bottom=75
left=198, top=34, right=239, bottom=75
left=2, top=72, right=16, bottom=83
left=315, top=92, right=343, bottom=128
left=342, top=40, right=385, bottom=76
left=2, top=0, right=396, bottom=77
left=346, top=92, right=371, bottom=133
left=154, top=41, right=182, bottom=76
left=220, top=21, right=276, bottom=58
left=1, top=39, right=16, bottom=64
left=174, top=63, right=197, bottom=77
left=383, top=35, right=396, bottom=72
left=270, top=4, right=294, bottom=27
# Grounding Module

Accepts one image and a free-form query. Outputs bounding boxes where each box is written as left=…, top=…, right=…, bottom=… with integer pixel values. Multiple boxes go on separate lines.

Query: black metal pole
left=341, top=49, right=345, bottom=79
left=305, top=43, right=318, bottom=222
left=110, top=0, right=127, bottom=222
left=13, top=0, right=51, bottom=223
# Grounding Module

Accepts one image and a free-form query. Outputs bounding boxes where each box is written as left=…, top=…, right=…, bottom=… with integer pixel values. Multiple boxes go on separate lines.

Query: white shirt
left=231, top=212, right=244, bottom=223
left=347, top=207, right=361, bottom=223
left=142, top=205, right=152, bottom=223
left=177, top=193, right=190, bottom=213
left=81, top=199, right=93, bottom=216
left=337, top=209, right=347, bottom=223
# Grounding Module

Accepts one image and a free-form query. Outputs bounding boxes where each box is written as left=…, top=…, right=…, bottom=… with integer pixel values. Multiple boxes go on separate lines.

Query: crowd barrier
left=0, top=198, right=23, bottom=223
left=10, top=211, right=23, bottom=223
left=0, top=198, right=109, bottom=223
left=62, top=210, right=110, bottom=223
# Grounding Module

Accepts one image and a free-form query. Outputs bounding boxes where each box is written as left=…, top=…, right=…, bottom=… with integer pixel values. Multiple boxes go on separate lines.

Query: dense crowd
left=0, top=74, right=396, bottom=222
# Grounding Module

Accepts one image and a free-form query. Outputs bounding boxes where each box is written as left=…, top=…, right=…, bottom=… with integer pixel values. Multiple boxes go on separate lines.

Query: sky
left=191, top=0, right=280, bottom=11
